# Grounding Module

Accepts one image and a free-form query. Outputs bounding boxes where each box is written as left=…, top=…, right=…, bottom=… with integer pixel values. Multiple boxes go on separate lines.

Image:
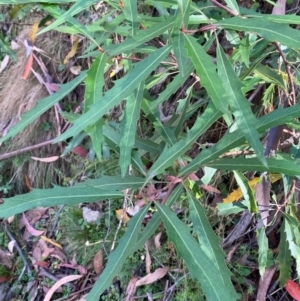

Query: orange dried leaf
left=41, top=235, right=62, bottom=249
left=285, top=279, right=300, bottom=301
left=223, top=174, right=281, bottom=203
left=115, top=209, right=130, bottom=223
left=22, top=52, right=33, bottom=80
left=28, top=20, right=40, bottom=43
left=64, top=37, right=79, bottom=64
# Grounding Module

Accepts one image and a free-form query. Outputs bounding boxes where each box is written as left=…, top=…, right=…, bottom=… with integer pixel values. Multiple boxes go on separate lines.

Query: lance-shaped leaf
left=84, top=53, right=108, bottom=160
left=172, top=32, right=190, bottom=78
left=38, top=0, right=99, bottom=35
left=0, top=72, right=87, bottom=143
left=216, top=17, right=300, bottom=49
left=177, top=0, right=191, bottom=28
left=0, top=186, right=123, bottom=219
left=147, top=103, right=222, bottom=179
left=179, top=105, right=300, bottom=176
left=277, top=222, right=291, bottom=286
left=187, top=190, right=238, bottom=299
left=224, top=0, right=239, bottom=14
left=257, top=228, right=268, bottom=277
left=55, top=45, right=171, bottom=142
left=233, top=171, right=258, bottom=213
left=206, top=157, right=300, bottom=177
left=184, top=35, right=228, bottom=114
left=86, top=203, right=150, bottom=301
left=123, top=0, right=138, bottom=36
left=156, top=203, right=238, bottom=301
left=119, top=82, right=144, bottom=177
left=217, top=44, right=266, bottom=167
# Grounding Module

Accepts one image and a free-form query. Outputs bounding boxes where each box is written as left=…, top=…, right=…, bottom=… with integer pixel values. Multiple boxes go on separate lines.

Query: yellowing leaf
left=115, top=209, right=130, bottom=223
left=64, top=37, right=80, bottom=64
left=28, top=20, right=40, bottom=43
left=41, top=235, right=62, bottom=249
left=223, top=174, right=281, bottom=203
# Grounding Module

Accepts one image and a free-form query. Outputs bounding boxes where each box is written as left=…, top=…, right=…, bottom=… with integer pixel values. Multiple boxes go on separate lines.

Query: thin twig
left=209, top=0, right=238, bottom=16
left=4, top=222, right=32, bottom=279
left=48, top=205, right=65, bottom=238
left=0, top=138, right=56, bottom=161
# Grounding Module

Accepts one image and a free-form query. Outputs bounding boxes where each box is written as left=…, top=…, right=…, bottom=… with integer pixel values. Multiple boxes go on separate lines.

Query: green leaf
left=123, top=0, right=138, bottom=36
left=55, top=45, right=172, bottom=142
left=104, top=17, right=175, bottom=57
left=156, top=202, right=238, bottom=301
left=172, top=32, right=190, bottom=78
left=254, top=64, right=286, bottom=90
left=268, top=14, right=300, bottom=24
left=284, top=217, right=300, bottom=277
left=135, top=184, right=183, bottom=249
left=184, top=35, right=228, bottom=114
left=216, top=17, right=300, bottom=49
left=224, top=0, right=239, bottom=14
left=0, top=72, right=87, bottom=144
left=176, top=0, right=191, bottom=28
left=257, top=228, right=268, bottom=277
left=147, top=103, right=222, bottom=179
left=277, top=222, right=291, bottom=287
left=180, top=105, right=300, bottom=176
left=206, top=157, right=300, bottom=177
left=86, top=203, right=151, bottom=301
left=233, top=171, right=258, bottom=213
left=80, top=175, right=148, bottom=190
left=217, top=44, right=266, bottom=167
left=119, top=82, right=144, bottom=177
left=0, top=186, right=123, bottom=219
left=38, top=0, right=99, bottom=35
left=187, top=190, right=238, bottom=299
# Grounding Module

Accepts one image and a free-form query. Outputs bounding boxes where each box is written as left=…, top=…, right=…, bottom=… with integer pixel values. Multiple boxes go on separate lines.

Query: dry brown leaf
left=0, top=248, right=12, bottom=269
left=256, top=265, right=277, bottom=301
left=272, top=0, right=286, bottom=15
left=44, top=275, right=83, bottom=301
left=7, top=240, right=15, bottom=253
left=32, top=239, right=55, bottom=261
left=154, top=232, right=162, bottom=249
left=93, top=249, right=103, bottom=275
left=256, top=174, right=271, bottom=227
left=70, top=65, right=82, bottom=75
left=145, top=241, right=151, bottom=274
left=71, top=145, right=88, bottom=157
left=64, top=37, right=80, bottom=64
left=31, top=156, right=59, bottom=162
left=136, top=267, right=169, bottom=287
left=22, top=213, right=44, bottom=237
left=125, top=275, right=138, bottom=301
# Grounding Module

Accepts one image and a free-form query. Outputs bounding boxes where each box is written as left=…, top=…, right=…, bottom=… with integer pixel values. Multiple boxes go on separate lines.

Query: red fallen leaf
left=285, top=279, right=300, bottom=301
left=22, top=52, right=33, bottom=80
left=36, top=261, right=49, bottom=268
left=0, top=275, right=11, bottom=283
left=71, top=145, right=88, bottom=157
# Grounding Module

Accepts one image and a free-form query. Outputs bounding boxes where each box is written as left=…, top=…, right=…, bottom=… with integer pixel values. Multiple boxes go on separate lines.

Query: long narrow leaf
left=123, top=0, right=138, bottom=36
left=187, top=190, right=238, bottom=298
left=179, top=105, right=300, bottom=176
left=184, top=35, right=228, bottom=114
left=86, top=203, right=150, bottom=301
left=147, top=103, right=222, bottom=179
left=216, top=17, right=300, bottom=49
left=217, top=44, right=266, bottom=166
left=156, top=203, right=238, bottom=301
left=206, top=157, right=300, bottom=176
left=38, top=0, right=99, bottom=35
left=119, top=82, right=144, bottom=176
left=0, top=186, right=123, bottom=219
left=55, top=45, right=171, bottom=142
